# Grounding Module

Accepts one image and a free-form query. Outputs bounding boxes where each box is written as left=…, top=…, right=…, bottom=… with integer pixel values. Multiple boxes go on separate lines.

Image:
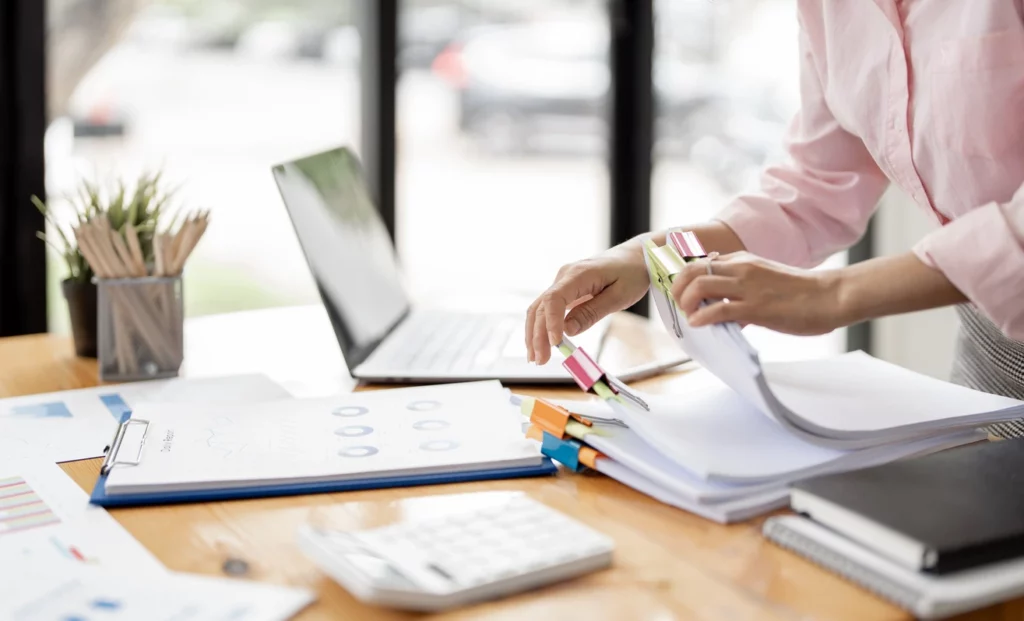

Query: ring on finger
left=704, top=251, right=720, bottom=276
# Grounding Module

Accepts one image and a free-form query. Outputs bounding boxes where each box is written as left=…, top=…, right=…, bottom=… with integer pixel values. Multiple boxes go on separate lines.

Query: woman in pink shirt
left=525, top=2, right=1024, bottom=433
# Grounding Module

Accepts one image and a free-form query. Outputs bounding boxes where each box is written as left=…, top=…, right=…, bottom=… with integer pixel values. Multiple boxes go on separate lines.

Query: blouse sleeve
left=715, top=19, right=890, bottom=268
left=914, top=183, right=1024, bottom=339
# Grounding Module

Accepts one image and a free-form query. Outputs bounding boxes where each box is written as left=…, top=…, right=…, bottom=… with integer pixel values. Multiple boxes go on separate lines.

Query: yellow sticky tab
left=519, top=397, right=536, bottom=418
left=564, top=419, right=609, bottom=440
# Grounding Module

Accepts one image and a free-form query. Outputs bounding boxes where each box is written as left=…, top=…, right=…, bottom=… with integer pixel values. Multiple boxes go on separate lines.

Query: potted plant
left=34, top=173, right=173, bottom=358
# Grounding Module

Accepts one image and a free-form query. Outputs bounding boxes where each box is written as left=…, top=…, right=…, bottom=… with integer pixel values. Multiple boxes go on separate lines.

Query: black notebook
left=790, top=438, right=1024, bottom=574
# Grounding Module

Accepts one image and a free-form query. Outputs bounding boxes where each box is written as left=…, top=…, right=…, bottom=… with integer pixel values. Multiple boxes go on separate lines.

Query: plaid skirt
left=951, top=304, right=1024, bottom=438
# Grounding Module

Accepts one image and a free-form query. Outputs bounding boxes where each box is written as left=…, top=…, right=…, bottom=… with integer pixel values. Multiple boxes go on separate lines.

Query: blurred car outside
left=431, top=21, right=729, bottom=156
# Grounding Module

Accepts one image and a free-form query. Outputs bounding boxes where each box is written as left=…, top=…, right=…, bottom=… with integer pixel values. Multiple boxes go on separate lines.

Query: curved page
left=645, top=246, right=1024, bottom=448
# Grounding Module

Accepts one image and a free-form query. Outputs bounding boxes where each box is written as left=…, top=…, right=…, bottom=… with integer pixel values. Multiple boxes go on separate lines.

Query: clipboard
left=90, top=412, right=557, bottom=508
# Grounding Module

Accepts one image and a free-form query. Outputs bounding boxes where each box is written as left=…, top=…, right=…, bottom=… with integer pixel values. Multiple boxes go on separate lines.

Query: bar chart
left=0, top=475, right=61, bottom=535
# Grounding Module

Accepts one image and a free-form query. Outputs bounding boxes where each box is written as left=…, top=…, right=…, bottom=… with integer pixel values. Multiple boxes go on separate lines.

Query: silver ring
left=705, top=251, right=720, bottom=276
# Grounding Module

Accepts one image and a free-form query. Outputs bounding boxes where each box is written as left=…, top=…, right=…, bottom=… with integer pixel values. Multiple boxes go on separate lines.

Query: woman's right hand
left=525, top=243, right=650, bottom=365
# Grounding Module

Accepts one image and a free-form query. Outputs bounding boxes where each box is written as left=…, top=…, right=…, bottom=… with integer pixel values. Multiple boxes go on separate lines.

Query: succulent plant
left=34, top=172, right=176, bottom=284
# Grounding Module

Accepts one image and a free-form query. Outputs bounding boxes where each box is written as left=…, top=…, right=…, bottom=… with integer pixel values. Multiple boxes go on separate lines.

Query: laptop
left=272, top=146, right=685, bottom=383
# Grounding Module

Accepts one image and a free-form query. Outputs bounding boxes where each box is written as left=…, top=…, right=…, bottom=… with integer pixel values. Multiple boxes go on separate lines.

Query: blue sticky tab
left=99, top=394, right=131, bottom=421
left=540, top=432, right=586, bottom=472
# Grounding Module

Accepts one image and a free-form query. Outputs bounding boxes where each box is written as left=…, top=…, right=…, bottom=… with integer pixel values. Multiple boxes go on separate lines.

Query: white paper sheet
left=0, top=374, right=293, bottom=463
left=0, top=563, right=314, bottom=621
left=763, top=351, right=1024, bottom=436
left=646, top=252, right=776, bottom=412
left=105, top=381, right=542, bottom=494
left=557, top=370, right=985, bottom=483
left=0, top=458, right=162, bottom=572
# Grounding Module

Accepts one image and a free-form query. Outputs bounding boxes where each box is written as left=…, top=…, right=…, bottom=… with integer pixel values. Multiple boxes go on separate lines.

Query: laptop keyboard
left=374, top=313, right=521, bottom=373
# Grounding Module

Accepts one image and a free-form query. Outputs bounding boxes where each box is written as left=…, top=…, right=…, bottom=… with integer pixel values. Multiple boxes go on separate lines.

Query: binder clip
left=524, top=423, right=604, bottom=473
left=559, top=344, right=649, bottom=412
left=540, top=433, right=603, bottom=472
left=668, top=229, right=707, bottom=261
left=562, top=346, right=615, bottom=395
left=520, top=397, right=593, bottom=436
left=100, top=417, right=151, bottom=475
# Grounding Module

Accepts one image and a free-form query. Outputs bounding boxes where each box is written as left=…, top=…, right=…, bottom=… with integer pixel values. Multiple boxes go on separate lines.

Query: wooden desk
left=0, top=309, right=1012, bottom=620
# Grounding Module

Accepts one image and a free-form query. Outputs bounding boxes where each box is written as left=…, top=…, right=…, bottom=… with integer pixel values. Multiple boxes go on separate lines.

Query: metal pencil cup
left=97, top=276, right=184, bottom=382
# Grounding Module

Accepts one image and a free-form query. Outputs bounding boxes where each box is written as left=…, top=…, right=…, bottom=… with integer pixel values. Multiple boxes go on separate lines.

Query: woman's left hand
left=669, top=252, right=846, bottom=336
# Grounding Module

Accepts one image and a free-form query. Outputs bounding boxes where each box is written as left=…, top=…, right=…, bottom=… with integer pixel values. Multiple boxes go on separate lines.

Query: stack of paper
left=551, top=370, right=982, bottom=522
left=520, top=236, right=1024, bottom=523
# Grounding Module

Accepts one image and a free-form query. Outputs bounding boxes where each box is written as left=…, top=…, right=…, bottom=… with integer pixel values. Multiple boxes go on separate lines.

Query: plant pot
left=62, top=279, right=98, bottom=358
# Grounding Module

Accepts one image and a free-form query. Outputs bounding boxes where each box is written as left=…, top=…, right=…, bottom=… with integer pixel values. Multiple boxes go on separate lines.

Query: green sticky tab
left=644, top=240, right=681, bottom=294
left=518, top=397, right=535, bottom=418
left=592, top=381, right=616, bottom=401
left=652, top=244, right=685, bottom=275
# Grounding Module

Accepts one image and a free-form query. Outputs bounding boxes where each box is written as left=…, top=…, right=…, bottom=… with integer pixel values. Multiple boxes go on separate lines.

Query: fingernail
left=565, top=318, right=581, bottom=336
left=548, top=331, right=561, bottom=346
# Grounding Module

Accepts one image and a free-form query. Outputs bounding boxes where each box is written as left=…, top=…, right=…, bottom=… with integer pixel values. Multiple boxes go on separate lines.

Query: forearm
left=835, top=252, right=968, bottom=326
left=614, top=221, right=746, bottom=259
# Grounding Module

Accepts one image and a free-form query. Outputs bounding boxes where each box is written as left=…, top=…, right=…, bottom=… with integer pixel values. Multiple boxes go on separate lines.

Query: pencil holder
left=97, top=276, right=184, bottom=382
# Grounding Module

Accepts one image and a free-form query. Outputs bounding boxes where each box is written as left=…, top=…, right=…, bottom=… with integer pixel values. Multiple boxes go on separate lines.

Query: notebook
left=644, top=236, right=1024, bottom=450
left=791, top=438, right=1024, bottom=574
left=92, top=381, right=554, bottom=506
left=764, top=515, right=1024, bottom=619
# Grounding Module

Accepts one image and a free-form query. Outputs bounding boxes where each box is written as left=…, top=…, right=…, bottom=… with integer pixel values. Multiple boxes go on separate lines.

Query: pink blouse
left=716, top=0, right=1024, bottom=338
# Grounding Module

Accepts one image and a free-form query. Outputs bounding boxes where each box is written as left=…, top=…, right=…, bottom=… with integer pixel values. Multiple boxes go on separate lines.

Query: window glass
left=653, top=0, right=845, bottom=359
left=396, top=0, right=609, bottom=303
left=45, top=0, right=359, bottom=330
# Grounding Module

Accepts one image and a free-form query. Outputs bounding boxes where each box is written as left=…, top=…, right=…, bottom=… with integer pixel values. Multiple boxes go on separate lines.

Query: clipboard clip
left=100, top=418, right=150, bottom=475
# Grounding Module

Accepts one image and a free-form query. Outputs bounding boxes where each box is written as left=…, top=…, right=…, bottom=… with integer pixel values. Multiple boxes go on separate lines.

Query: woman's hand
left=670, top=252, right=845, bottom=336
left=525, top=245, right=650, bottom=364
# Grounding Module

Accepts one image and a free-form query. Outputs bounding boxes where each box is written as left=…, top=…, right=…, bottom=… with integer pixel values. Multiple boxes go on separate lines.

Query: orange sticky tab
left=525, top=424, right=544, bottom=442
left=578, top=446, right=604, bottom=469
left=531, top=399, right=591, bottom=437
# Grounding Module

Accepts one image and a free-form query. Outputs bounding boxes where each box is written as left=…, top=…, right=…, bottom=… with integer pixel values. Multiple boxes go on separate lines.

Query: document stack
left=515, top=232, right=1024, bottom=523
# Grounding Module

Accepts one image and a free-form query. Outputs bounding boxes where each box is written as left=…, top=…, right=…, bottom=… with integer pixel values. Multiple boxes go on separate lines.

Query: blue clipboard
left=90, top=411, right=558, bottom=508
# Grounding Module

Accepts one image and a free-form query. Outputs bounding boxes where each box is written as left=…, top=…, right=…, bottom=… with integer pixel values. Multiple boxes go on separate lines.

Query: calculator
left=297, top=495, right=614, bottom=611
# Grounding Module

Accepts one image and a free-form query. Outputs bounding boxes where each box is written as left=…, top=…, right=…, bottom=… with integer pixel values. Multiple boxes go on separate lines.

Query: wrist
left=826, top=268, right=863, bottom=328
left=613, top=236, right=647, bottom=262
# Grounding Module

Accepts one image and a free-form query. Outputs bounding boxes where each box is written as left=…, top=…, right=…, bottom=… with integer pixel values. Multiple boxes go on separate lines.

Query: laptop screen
left=273, top=147, right=410, bottom=368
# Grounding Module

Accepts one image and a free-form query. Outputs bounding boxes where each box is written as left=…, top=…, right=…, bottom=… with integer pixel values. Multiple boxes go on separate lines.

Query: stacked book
left=765, top=438, right=1024, bottom=618
left=514, top=232, right=1024, bottom=523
